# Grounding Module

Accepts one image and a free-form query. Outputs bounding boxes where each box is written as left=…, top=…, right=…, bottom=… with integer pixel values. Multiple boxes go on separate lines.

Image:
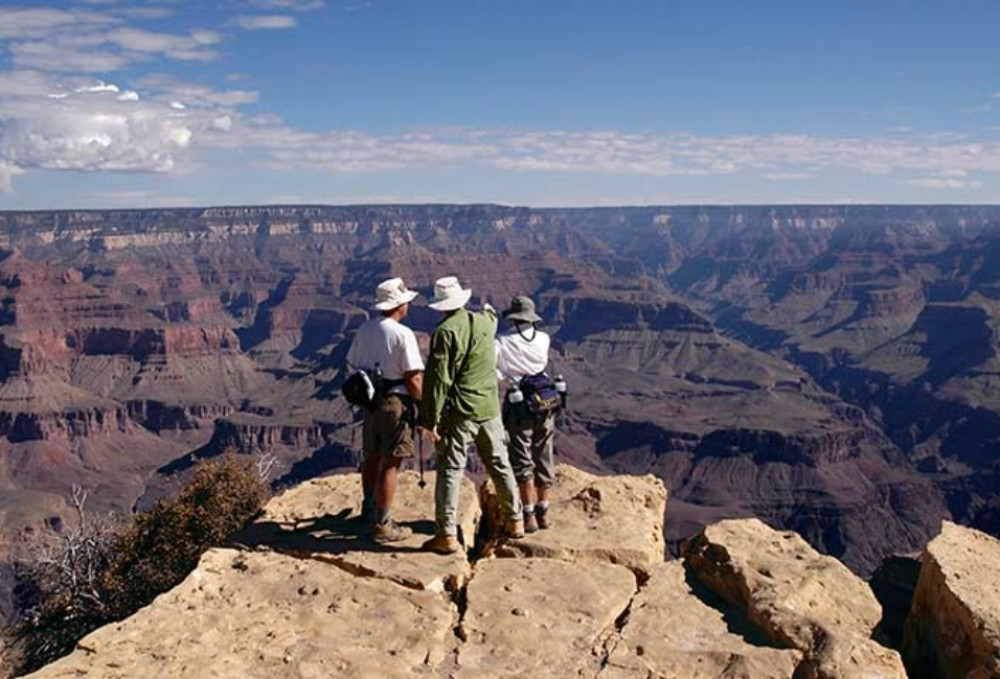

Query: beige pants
left=434, top=416, right=521, bottom=536
left=505, top=410, right=555, bottom=488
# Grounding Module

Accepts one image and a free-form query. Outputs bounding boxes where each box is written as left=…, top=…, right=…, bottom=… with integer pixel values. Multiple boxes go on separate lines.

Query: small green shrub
left=3, top=454, right=269, bottom=677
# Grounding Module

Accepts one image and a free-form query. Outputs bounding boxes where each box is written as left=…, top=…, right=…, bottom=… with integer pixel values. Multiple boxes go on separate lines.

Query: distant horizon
left=5, top=200, right=1000, bottom=215
left=2, top=1, right=1000, bottom=209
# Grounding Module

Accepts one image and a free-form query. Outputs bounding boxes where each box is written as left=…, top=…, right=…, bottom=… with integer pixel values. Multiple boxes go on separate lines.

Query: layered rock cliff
left=3, top=203, right=1000, bottom=628
left=17, top=467, right=1000, bottom=679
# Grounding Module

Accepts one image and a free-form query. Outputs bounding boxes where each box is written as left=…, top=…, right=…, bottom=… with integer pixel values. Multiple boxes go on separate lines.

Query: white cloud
left=905, top=177, right=983, bottom=190
left=133, top=74, right=260, bottom=107
left=195, top=125, right=1000, bottom=182
left=763, top=172, right=811, bottom=181
left=0, top=8, right=220, bottom=72
left=0, top=162, right=25, bottom=192
left=0, top=74, right=198, bottom=175
left=246, top=0, right=325, bottom=11
left=234, top=15, right=298, bottom=30
left=11, top=41, right=132, bottom=72
left=102, top=27, right=220, bottom=59
left=0, top=8, right=117, bottom=40
left=120, top=7, right=175, bottom=20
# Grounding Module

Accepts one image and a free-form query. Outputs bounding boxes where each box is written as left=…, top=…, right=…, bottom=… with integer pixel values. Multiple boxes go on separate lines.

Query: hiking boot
left=523, top=510, right=539, bottom=534
left=535, top=505, right=550, bottom=530
left=505, top=518, right=525, bottom=539
left=422, top=534, right=461, bottom=555
left=373, top=520, right=412, bottom=544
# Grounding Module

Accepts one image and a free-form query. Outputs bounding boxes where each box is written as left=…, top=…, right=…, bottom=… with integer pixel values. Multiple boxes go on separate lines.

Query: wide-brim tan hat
left=373, top=277, right=419, bottom=311
left=427, top=276, right=472, bottom=311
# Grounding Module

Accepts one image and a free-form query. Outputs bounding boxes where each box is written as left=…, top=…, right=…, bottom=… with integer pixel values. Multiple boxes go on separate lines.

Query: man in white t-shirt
left=495, top=295, right=556, bottom=534
left=346, top=277, right=425, bottom=543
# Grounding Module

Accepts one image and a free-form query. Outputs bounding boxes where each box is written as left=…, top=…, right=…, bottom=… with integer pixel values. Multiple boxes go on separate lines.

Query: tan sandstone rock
left=24, top=548, right=455, bottom=679
left=456, top=557, right=637, bottom=679
left=233, top=470, right=479, bottom=592
left=486, top=465, right=667, bottom=576
left=903, top=521, right=1000, bottom=679
left=600, top=561, right=802, bottom=679
left=683, top=519, right=905, bottom=679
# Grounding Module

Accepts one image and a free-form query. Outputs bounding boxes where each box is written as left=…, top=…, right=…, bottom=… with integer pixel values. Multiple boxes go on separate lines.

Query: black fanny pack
left=342, top=370, right=406, bottom=410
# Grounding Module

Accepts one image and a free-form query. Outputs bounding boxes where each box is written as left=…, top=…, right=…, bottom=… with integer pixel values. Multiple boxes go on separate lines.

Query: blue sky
left=1, top=0, right=999, bottom=208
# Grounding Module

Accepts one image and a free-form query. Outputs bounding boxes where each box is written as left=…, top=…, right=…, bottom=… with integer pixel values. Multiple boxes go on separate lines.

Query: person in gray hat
left=346, top=277, right=424, bottom=543
left=495, top=295, right=557, bottom=532
left=419, top=276, right=524, bottom=554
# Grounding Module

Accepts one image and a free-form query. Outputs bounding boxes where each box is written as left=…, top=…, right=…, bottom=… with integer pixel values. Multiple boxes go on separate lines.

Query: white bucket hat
left=427, top=276, right=472, bottom=311
left=373, top=277, right=419, bottom=311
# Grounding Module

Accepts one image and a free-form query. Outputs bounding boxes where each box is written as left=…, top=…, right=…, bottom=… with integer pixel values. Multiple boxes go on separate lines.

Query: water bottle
left=554, top=374, right=567, bottom=410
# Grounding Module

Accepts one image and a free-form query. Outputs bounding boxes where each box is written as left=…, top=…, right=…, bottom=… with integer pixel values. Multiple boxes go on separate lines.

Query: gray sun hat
left=502, top=296, right=542, bottom=324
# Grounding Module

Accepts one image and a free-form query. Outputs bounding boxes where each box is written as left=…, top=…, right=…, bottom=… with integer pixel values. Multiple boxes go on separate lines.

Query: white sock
left=523, top=504, right=535, bottom=514
left=537, top=501, right=549, bottom=511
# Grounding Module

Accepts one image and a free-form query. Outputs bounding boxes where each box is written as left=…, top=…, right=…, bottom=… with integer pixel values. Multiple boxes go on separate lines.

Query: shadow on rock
left=231, top=508, right=436, bottom=556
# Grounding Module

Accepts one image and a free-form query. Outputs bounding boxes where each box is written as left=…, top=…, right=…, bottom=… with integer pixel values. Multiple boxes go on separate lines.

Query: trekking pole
left=418, top=432, right=427, bottom=489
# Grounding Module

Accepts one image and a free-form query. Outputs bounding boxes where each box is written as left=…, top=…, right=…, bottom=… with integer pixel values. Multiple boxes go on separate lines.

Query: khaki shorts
left=504, top=405, right=555, bottom=488
left=362, top=394, right=415, bottom=461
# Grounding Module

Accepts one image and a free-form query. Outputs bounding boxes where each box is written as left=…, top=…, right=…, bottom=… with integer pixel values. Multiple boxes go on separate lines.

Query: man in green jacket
left=419, top=276, right=524, bottom=555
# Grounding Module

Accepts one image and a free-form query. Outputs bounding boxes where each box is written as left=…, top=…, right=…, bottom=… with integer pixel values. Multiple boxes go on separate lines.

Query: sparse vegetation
left=2, top=454, right=270, bottom=677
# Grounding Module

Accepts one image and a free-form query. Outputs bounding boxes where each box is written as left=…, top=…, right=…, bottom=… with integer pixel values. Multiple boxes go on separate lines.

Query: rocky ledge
left=19, top=467, right=1000, bottom=679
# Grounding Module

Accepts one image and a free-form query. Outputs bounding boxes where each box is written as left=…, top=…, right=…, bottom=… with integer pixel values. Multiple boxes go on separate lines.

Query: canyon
left=1, top=204, right=999, bottom=624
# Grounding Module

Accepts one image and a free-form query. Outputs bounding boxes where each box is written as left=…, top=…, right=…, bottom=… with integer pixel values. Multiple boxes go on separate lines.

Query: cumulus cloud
left=0, top=162, right=25, bottom=192
left=234, top=15, right=298, bottom=30
left=5, top=68, right=1000, bottom=194
left=0, top=73, right=203, bottom=176
left=0, top=2, right=998, bottom=199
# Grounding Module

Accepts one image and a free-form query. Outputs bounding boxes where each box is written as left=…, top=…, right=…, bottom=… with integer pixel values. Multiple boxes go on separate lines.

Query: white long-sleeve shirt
left=495, top=328, right=550, bottom=385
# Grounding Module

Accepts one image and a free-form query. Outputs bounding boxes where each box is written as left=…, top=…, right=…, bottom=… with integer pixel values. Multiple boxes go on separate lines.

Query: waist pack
left=342, top=369, right=378, bottom=409
left=519, top=372, right=561, bottom=415
left=342, top=370, right=405, bottom=410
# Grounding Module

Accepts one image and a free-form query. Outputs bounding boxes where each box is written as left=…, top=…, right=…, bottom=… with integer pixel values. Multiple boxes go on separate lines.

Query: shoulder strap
left=458, top=310, right=475, bottom=376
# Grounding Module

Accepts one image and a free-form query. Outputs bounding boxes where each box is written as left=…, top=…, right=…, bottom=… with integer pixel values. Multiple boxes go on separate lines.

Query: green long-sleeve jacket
left=420, top=309, right=500, bottom=429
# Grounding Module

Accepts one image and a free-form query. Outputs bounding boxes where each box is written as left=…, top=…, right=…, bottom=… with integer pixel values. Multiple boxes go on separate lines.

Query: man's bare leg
left=361, top=452, right=379, bottom=520
left=372, top=457, right=412, bottom=542
left=376, top=457, right=403, bottom=519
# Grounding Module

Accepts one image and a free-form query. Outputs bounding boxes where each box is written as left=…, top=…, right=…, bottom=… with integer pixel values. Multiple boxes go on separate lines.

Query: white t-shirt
left=495, top=327, right=550, bottom=385
left=346, top=317, right=424, bottom=395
